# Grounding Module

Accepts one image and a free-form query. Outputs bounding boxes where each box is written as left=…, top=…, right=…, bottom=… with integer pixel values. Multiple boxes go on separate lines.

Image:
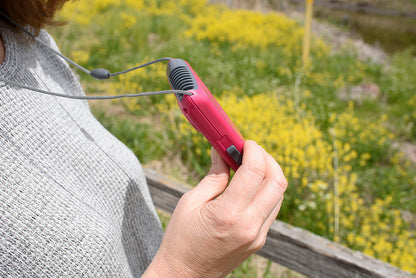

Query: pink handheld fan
left=167, top=59, right=244, bottom=171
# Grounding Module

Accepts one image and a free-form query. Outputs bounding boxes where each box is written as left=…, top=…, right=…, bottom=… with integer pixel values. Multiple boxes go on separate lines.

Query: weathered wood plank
left=144, top=169, right=413, bottom=278
left=259, top=222, right=412, bottom=278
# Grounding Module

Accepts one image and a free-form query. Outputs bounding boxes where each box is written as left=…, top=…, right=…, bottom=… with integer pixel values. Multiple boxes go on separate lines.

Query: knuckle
left=205, top=171, right=229, bottom=184
left=245, top=160, right=266, bottom=180
left=269, top=176, right=288, bottom=192
left=279, top=177, right=289, bottom=191
left=217, top=213, right=238, bottom=229
left=251, top=235, right=267, bottom=252
left=205, top=205, right=238, bottom=231
left=239, top=225, right=259, bottom=245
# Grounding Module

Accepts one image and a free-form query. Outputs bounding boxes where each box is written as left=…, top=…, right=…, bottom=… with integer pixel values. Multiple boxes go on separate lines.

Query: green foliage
left=379, top=50, right=416, bottom=140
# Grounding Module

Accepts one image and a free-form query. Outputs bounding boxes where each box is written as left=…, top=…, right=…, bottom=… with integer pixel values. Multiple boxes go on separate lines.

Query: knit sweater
left=0, top=27, right=163, bottom=277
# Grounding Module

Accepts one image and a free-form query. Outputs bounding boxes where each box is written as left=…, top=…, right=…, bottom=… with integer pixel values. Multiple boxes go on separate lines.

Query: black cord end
left=90, top=68, right=111, bottom=80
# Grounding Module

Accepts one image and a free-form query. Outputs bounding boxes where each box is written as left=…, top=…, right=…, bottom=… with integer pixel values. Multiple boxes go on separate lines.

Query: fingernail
left=211, top=148, right=219, bottom=163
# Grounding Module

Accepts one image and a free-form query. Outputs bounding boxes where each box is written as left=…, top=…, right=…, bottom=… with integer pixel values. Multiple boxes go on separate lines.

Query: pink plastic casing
left=167, top=59, right=244, bottom=171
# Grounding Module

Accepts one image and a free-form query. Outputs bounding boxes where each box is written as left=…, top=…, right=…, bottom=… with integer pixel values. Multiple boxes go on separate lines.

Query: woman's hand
left=143, top=140, right=288, bottom=278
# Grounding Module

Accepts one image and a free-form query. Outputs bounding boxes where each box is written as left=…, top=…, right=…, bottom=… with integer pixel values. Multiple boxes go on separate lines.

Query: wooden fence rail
left=145, top=169, right=413, bottom=278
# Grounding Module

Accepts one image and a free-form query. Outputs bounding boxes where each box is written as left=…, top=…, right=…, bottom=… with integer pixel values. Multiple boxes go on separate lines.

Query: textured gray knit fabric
left=0, top=26, right=163, bottom=277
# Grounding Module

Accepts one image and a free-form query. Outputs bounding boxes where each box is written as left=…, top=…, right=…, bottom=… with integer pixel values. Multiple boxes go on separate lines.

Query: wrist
left=142, top=246, right=206, bottom=278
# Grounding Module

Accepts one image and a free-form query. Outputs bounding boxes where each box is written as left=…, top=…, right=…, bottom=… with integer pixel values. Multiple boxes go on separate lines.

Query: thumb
left=192, top=148, right=230, bottom=201
left=209, top=147, right=230, bottom=176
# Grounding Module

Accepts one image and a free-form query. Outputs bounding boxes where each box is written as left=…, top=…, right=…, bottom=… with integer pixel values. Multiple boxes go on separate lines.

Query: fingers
left=252, top=197, right=284, bottom=251
left=222, top=140, right=287, bottom=224
left=221, top=140, right=267, bottom=209
left=195, top=140, right=287, bottom=228
left=246, top=151, right=286, bottom=251
left=192, top=148, right=230, bottom=202
left=209, top=147, right=230, bottom=177
left=249, top=150, right=287, bottom=221
left=263, top=197, right=283, bottom=232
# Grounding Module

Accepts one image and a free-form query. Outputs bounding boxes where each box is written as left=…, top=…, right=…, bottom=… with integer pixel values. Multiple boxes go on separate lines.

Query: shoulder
left=38, top=29, right=61, bottom=52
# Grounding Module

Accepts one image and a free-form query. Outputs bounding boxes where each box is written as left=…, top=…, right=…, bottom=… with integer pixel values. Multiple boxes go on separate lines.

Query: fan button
left=226, top=145, right=242, bottom=166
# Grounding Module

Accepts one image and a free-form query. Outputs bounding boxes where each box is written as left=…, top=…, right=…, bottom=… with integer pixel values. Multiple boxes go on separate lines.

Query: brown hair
left=1, top=0, right=71, bottom=34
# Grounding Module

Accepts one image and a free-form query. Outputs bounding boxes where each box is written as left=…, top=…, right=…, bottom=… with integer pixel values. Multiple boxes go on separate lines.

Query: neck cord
left=0, top=9, right=191, bottom=99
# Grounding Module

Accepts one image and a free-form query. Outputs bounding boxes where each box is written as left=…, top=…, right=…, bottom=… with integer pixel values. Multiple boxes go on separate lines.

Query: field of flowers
left=54, top=0, right=416, bottom=273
